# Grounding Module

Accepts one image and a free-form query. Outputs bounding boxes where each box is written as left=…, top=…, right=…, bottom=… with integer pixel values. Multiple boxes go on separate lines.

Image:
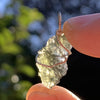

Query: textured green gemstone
left=36, top=34, right=72, bottom=89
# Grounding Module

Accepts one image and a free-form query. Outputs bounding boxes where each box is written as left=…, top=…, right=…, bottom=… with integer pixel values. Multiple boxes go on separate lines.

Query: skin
left=27, top=13, right=100, bottom=100
left=26, top=83, right=80, bottom=100
left=63, top=13, right=100, bottom=58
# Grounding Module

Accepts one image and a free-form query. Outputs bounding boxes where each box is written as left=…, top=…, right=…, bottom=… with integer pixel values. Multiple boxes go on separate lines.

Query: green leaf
left=0, top=16, right=13, bottom=31
left=0, top=34, right=6, bottom=47
left=17, top=6, right=44, bottom=27
left=0, top=29, right=21, bottom=55
left=1, top=63, right=14, bottom=81
left=19, top=80, right=32, bottom=90
left=17, top=65, right=36, bottom=77
left=2, top=44, right=22, bottom=54
left=0, top=28, right=14, bottom=46
left=16, top=30, right=29, bottom=40
left=1, top=63, right=14, bottom=73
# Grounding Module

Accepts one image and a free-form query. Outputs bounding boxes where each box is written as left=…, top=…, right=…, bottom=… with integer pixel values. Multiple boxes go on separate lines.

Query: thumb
left=26, top=83, right=80, bottom=100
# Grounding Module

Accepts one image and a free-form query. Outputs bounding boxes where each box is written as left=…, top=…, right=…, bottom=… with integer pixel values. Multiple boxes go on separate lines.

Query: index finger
left=63, top=13, right=100, bottom=58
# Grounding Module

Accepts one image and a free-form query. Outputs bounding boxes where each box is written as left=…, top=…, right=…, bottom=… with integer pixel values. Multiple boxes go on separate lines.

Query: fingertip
left=26, top=84, right=80, bottom=100
left=63, top=14, right=100, bottom=58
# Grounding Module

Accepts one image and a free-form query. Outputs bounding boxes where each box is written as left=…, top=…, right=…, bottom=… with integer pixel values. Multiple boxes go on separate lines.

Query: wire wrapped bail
left=35, top=12, right=72, bottom=88
left=56, top=12, right=72, bottom=55
left=58, top=12, right=62, bottom=32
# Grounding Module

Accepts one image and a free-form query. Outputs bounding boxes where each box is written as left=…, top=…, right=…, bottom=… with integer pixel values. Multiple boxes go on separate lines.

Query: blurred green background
left=0, top=0, right=44, bottom=100
left=0, top=0, right=100, bottom=100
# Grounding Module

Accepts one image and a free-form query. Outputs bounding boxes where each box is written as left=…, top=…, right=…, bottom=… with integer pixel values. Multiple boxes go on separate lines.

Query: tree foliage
left=0, top=1, right=43, bottom=100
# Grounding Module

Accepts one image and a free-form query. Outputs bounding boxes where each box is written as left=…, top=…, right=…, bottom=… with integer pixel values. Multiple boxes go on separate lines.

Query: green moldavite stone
left=36, top=34, right=72, bottom=89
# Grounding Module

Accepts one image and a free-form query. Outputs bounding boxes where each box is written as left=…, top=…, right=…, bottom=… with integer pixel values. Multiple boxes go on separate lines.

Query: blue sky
left=0, top=0, right=11, bottom=17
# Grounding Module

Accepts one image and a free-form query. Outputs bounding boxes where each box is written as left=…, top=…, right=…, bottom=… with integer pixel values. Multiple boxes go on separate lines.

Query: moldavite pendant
left=36, top=13, right=72, bottom=89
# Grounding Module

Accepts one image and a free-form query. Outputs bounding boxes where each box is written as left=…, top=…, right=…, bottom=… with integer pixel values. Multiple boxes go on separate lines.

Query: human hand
left=26, top=13, right=100, bottom=100
left=26, top=83, right=80, bottom=100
